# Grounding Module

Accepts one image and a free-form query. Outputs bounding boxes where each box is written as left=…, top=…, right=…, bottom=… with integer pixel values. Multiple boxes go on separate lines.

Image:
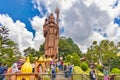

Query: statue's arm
left=43, top=25, right=47, bottom=37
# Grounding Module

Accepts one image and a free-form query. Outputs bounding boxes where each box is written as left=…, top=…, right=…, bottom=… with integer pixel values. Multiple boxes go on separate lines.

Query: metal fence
left=38, top=73, right=90, bottom=80
left=1, top=73, right=120, bottom=80
left=38, top=74, right=120, bottom=80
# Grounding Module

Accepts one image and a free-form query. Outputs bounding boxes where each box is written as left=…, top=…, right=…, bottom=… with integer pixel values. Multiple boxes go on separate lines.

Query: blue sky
left=0, top=0, right=64, bottom=36
left=0, top=0, right=40, bottom=35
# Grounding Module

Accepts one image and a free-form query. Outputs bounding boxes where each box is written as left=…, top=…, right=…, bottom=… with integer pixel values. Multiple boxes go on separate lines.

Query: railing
left=110, top=74, right=120, bottom=80
left=1, top=73, right=120, bottom=80
left=4, top=73, right=38, bottom=80
left=38, top=73, right=90, bottom=80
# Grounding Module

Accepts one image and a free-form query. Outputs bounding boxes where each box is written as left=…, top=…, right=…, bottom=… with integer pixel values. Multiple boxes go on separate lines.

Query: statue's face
left=49, top=18, right=54, bottom=23
left=51, top=18, right=54, bottom=22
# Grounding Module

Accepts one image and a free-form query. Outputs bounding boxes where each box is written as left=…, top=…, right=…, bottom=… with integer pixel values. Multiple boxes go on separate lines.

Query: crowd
left=0, top=58, right=25, bottom=80
left=0, top=58, right=74, bottom=80
left=42, top=59, right=74, bottom=79
left=0, top=58, right=111, bottom=80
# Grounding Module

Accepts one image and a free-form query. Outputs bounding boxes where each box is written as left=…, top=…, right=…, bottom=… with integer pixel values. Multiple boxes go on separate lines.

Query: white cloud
left=30, top=16, right=45, bottom=49
left=62, top=1, right=111, bottom=50
left=0, top=14, right=41, bottom=56
left=32, top=0, right=120, bottom=53
left=30, top=16, right=45, bottom=32
left=95, top=0, right=120, bottom=18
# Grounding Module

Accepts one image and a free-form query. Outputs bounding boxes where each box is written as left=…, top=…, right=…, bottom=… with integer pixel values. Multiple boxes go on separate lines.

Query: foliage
left=110, top=57, right=120, bottom=69
left=39, top=44, right=44, bottom=55
left=43, top=76, right=50, bottom=80
left=111, top=68, right=120, bottom=74
left=80, top=62, right=88, bottom=71
left=74, top=66, right=87, bottom=74
left=0, top=26, right=21, bottom=66
left=85, top=40, right=116, bottom=66
left=59, top=37, right=82, bottom=59
left=73, top=66, right=88, bottom=80
left=23, top=46, right=43, bottom=62
left=65, top=53, right=81, bottom=66
left=85, top=68, right=104, bottom=76
left=97, top=65, right=103, bottom=72
left=73, top=66, right=104, bottom=80
left=24, top=47, right=41, bottom=57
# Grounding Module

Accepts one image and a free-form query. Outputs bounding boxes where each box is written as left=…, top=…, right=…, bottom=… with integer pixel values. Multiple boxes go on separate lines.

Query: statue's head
left=49, top=13, right=55, bottom=23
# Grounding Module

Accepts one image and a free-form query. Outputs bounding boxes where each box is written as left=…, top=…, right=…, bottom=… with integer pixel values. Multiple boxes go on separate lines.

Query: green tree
left=110, top=57, right=120, bottom=69
left=59, top=37, right=82, bottom=59
left=0, top=26, right=21, bottom=66
left=86, top=40, right=116, bottom=66
left=65, top=53, right=81, bottom=66
left=23, top=47, right=41, bottom=58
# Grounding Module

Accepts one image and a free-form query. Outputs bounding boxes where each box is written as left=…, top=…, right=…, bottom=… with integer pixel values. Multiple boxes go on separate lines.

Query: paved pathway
left=55, top=71, right=71, bottom=80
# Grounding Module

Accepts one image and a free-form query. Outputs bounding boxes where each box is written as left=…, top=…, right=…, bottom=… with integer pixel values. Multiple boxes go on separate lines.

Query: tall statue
left=43, top=8, right=59, bottom=59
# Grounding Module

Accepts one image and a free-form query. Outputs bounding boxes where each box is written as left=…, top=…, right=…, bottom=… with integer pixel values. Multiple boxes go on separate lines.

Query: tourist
left=89, top=66, right=96, bottom=80
left=0, top=62, right=7, bottom=80
left=31, top=63, right=35, bottom=73
left=11, top=63, right=19, bottom=73
left=103, top=66, right=109, bottom=80
left=17, top=62, right=22, bottom=71
left=60, top=60, right=64, bottom=71
left=56, top=60, right=61, bottom=71
left=37, top=64, right=43, bottom=73
left=64, top=65, right=69, bottom=78
left=51, top=64, right=56, bottom=80
left=67, top=64, right=73, bottom=78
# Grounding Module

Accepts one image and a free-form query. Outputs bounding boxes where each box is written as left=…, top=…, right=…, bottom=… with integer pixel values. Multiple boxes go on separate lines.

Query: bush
left=111, top=68, right=120, bottom=74
left=71, top=59, right=80, bottom=66
left=65, top=53, right=81, bottom=66
left=80, top=62, right=88, bottom=71
left=74, top=66, right=87, bottom=74
left=97, top=65, right=103, bottom=72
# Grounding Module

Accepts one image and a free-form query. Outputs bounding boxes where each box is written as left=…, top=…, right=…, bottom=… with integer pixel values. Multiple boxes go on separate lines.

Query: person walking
left=103, top=66, right=109, bottom=80
left=51, top=64, right=56, bottom=80
left=90, top=66, right=96, bottom=80
left=64, top=65, right=68, bottom=78
left=0, top=62, right=7, bottom=80
left=67, top=64, right=73, bottom=78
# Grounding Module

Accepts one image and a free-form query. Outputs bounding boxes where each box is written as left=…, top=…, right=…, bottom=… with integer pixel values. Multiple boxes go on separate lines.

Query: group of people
left=0, top=58, right=25, bottom=80
left=64, top=64, right=73, bottom=78
left=37, top=59, right=74, bottom=80
left=50, top=63, right=73, bottom=80
left=89, top=66, right=109, bottom=80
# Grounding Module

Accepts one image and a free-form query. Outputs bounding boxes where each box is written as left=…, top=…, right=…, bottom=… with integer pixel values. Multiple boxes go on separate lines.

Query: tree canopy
left=85, top=40, right=117, bottom=67
left=0, top=26, right=21, bottom=66
left=59, top=37, right=82, bottom=59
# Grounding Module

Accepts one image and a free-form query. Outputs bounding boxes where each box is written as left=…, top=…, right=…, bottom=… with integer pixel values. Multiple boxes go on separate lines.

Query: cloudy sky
left=0, top=0, right=120, bottom=54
